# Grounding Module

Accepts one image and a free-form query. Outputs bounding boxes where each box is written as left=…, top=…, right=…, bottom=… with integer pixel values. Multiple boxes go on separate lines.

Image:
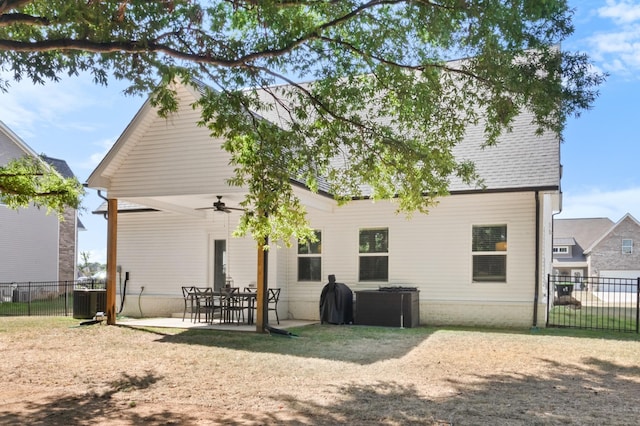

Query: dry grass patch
left=0, top=317, right=639, bottom=425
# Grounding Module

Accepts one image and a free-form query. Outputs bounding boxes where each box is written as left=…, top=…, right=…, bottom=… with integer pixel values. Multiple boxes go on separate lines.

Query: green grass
left=2, top=316, right=639, bottom=348
left=0, top=295, right=74, bottom=316
left=547, top=305, right=638, bottom=333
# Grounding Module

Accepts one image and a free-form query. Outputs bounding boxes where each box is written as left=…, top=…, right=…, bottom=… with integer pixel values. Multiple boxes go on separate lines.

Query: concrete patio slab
left=117, top=317, right=317, bottom=332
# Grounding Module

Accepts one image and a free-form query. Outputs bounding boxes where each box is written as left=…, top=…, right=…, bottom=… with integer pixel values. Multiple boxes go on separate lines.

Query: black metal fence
left=547, top=274, right=640, bottom=333
left=0, top=280, right=105, bottom=317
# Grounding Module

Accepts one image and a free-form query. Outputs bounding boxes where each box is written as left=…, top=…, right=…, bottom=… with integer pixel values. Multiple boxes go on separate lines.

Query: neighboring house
left=87, top=81, right=560, bottom=328
left=553, top=214, right=640, bottom=281
left=0, top=120, right=81, bottom=283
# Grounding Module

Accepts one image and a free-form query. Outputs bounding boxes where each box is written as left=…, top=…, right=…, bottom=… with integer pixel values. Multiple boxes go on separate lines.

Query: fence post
left=65, top=281, right=70, bottom=316
left=546, top=274, right=550, bottom=327
left=27, top=282, right=32, bottom=316
left=636, top=277, right=640, bottom=333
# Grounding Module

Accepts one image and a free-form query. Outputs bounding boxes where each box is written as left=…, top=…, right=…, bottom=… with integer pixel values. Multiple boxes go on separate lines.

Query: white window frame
left=297, top=230, right=322, bottom=282
left=358, top=227, right=389, bottom=282
left=553, top=246, right=569, bottom=254
left=472, top=224, right=507, bottom=283
left=622, top=239, right=633, bottom=254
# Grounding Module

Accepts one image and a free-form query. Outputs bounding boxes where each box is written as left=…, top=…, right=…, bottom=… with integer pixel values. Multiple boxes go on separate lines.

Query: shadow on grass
left=149, top=323, right=436, bottom=365
left=1, top=350, right=637, bottom=424
left=118, top=322, right=640, bottom=367
left=225, top=356, right=639, bottom=425
left=0, top=371, right=198, bottom=426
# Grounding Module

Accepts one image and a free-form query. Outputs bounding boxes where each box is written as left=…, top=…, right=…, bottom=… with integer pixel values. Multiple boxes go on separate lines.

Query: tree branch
left=0, top=186, right=70, bottom=196
left=0, top=0, right=431, bottom=69
left=0, top=172, right=44, bottom=177
left=0, top=12, right=49, bottom=27
left=0, top=0, right=33, bottom=15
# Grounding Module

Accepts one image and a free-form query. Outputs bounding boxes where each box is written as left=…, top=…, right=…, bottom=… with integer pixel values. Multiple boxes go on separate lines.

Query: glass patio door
left=213, top=239, right=227, bottom=291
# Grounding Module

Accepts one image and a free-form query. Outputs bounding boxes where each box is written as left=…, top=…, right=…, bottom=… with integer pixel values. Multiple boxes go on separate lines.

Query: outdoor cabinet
left=355, top=288, right=420, bottom=328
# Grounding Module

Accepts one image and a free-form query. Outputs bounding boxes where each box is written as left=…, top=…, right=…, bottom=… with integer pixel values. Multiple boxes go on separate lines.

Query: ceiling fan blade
left=196, top=196, right=243, bottom=212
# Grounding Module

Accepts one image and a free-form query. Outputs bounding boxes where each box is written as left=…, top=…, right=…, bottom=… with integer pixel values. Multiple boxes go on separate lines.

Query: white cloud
left=75, top=137, right=117, bottom=171
left=0, top=73, right=109, bottom=137
left=558, top=187, right=640, bottom=221
left=586, top=1, right=640, bottom=75
left=598, top=0, right=640, bottom=24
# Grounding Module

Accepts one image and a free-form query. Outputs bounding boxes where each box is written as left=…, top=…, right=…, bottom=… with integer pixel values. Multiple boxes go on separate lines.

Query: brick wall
left=58, top=207, right=77, bottom=281
left=424, top=301, right=541, bottom=328
left=590, top=216, right=640, bottom=274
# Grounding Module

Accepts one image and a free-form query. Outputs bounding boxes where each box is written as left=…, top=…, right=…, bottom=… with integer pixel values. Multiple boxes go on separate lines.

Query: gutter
left=533, top=191, right=540, bottom=328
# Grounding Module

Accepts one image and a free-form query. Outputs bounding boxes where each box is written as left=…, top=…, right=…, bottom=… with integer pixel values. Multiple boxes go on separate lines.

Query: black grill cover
left=319, top=275, right=353, bottom=325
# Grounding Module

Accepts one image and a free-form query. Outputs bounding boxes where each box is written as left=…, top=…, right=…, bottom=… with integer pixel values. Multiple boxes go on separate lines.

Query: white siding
left=0, top=132, right=29, bottom=165
left=114, top=209, right=257, bottom=315
left=112, top=191, right=545, bottom=326
left=0, top=125, right=62, bottom=282
left=109, top=86, right=238, bottom=198
left=281, top=191, right=538, bottom=324
left=0, top=206, right=59, bottom=282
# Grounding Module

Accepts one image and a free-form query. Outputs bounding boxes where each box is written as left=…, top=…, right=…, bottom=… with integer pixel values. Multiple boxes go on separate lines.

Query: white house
left=0, top=120, right=81, bottom=284
left=87, top=82, right=560, bottom=328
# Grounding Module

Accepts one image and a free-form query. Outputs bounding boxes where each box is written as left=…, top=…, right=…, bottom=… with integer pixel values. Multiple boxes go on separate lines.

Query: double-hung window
left=622, top=239, right=633, bottom=254
left=472, top=225, right=507, bottom=282
left=298, top=230, right=322, bottom=281
left=359, top=228, right=388, bottom=281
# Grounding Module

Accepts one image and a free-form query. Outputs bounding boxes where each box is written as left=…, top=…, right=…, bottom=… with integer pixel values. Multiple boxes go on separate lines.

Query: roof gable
left=584, top=213, right=640, bottom=254
left=0, top=121, right=68, bottom=180
left=86, top=83, right=204, bottom=190
left=0, top=120, right=40, bottom=165
left=88, top=73, right=560, bottom=204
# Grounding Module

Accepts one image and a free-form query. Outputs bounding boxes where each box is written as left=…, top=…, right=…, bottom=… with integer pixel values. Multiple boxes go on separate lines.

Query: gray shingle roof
left=93, top=200, right=159, bottom=214
left=41, top=155, right=76, bottom=179
left=554, top=217, right=614, bottom=253
left=554, top=237, right=576, bottom=246
left=448, top=111, right=559, bottom=192
left=249, top=79, right=559, bottom=195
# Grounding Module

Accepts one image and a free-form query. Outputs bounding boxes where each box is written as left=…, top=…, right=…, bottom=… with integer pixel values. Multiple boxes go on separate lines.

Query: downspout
left=533, top=190, right=562, bottom=329
left=549, top=206, right=563, bottom=327
left=97, top=190, right=109, bottom=220
left=533, top=191, right=540, bottom=328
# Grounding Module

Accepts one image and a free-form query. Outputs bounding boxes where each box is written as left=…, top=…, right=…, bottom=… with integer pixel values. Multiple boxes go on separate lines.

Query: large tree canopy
left=0, top=0, right=604, bottom=245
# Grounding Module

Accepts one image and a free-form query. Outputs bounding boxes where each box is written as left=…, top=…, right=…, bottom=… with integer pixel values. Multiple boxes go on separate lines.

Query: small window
left=298, top=230, right=321, bottom=281
left=359, top=228, right=388, bottom=281
left=472, top=225, right=507, bottom=282
left=622, top=239, right=633, bottom=254
left=553, top=246, right=569, bottom=254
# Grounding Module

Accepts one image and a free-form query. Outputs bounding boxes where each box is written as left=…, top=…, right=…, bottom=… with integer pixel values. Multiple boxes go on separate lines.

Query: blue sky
left=1, top=0, right=639, bottom=265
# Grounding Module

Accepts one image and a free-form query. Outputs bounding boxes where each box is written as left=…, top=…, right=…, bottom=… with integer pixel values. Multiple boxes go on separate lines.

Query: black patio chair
left=194, top=287, right=219, bottom=323
left=181, top=286, right=196, bottom=322
left=221, top=287, right=247, bottom=325
left=268, top=288, right=281, bottom=324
